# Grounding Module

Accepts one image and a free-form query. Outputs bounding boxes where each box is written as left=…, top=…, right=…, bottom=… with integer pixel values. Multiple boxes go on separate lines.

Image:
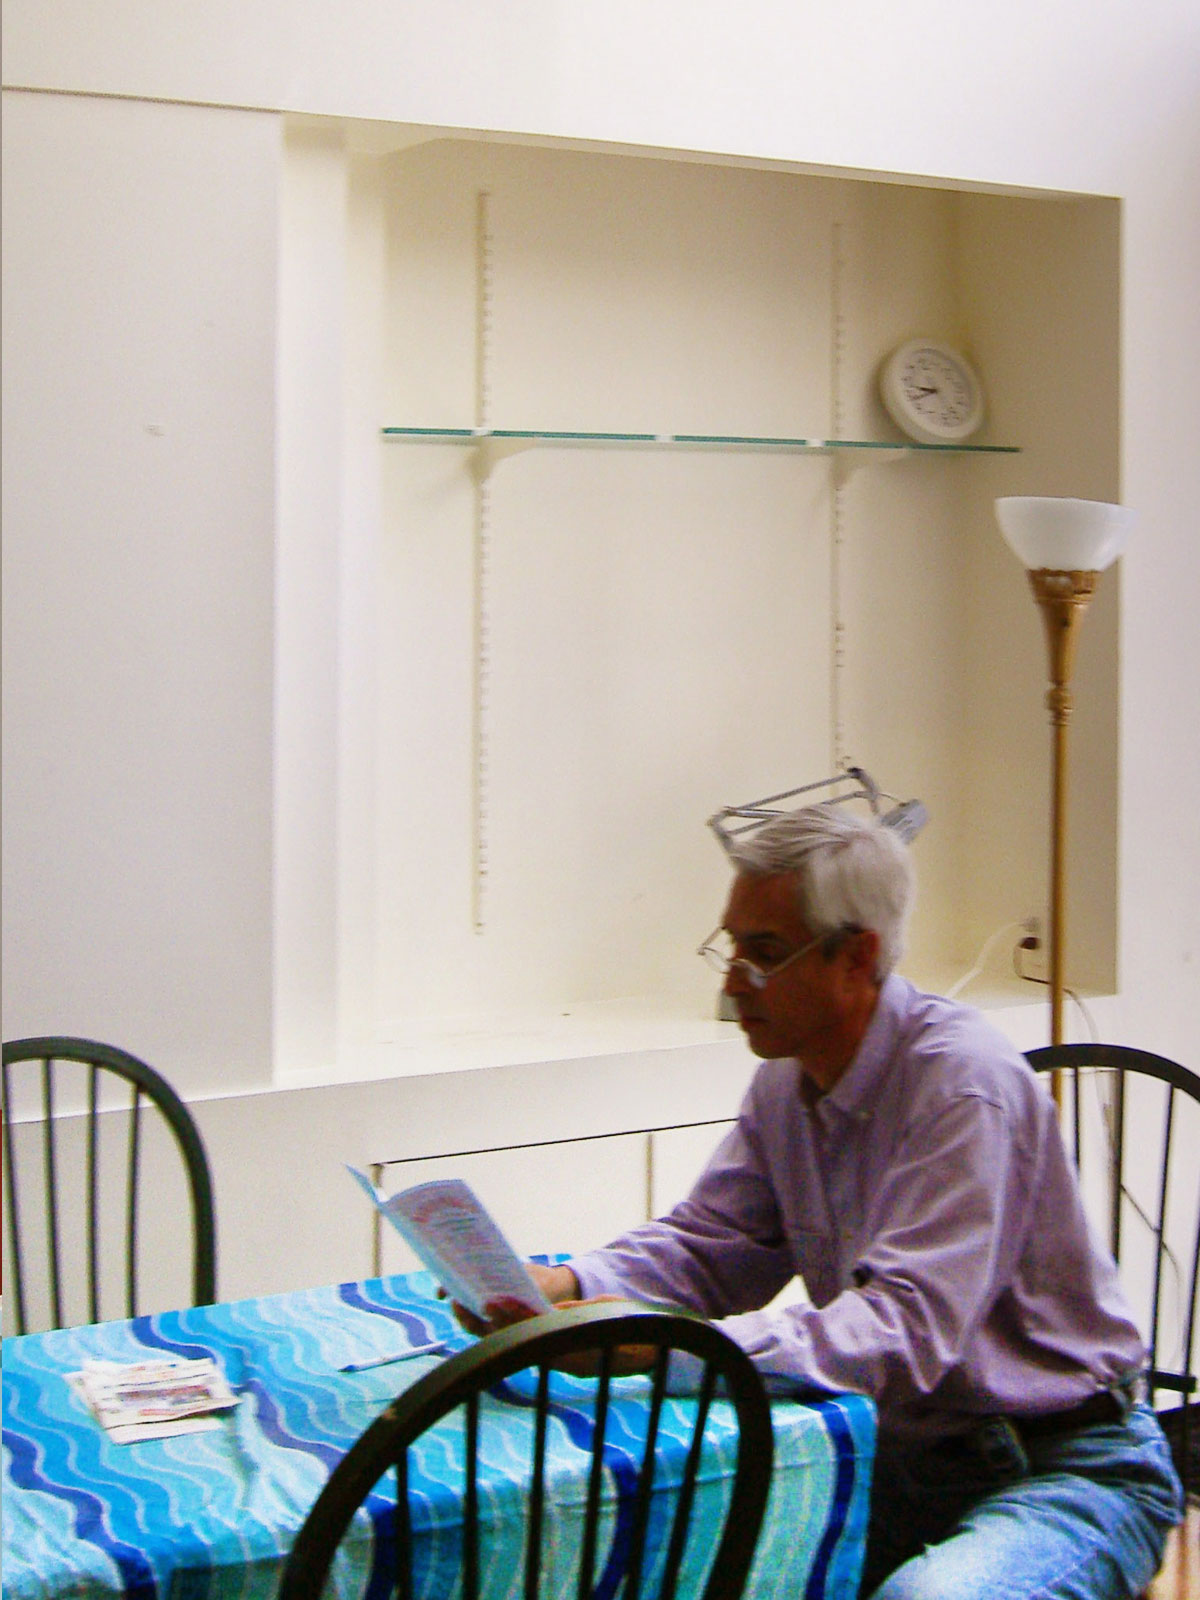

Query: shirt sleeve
left=710, top=1089, right=1031, bottom=1407
left=570, top=1104, right=796, bottom=1317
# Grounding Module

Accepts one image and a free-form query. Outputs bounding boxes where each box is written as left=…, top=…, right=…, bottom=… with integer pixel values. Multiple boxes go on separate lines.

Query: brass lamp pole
left=995, top=498, right=1134, bottom=1067
left=1026, top=568, right=1098, bottom=1046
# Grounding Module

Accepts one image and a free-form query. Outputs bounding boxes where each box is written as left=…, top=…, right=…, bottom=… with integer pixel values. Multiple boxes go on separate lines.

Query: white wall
left=4, top=1, right=1199, bottom=1304
left=3, top=2, right=1195, bottom=197
left=957, top=192, right=1123, bottom=991
left=1, top=93, right=280, bottom=1093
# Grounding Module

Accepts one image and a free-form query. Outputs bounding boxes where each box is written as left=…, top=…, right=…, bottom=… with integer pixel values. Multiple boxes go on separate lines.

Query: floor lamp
left=995, top=497, right=1134, bottom=1066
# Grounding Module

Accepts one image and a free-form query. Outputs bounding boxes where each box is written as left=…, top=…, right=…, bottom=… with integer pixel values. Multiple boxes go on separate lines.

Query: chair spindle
left=624, top=1343, right=672, bottom=1600
left=86, top=1066, right=100, bottom=1324
left=524, top=1364, right=551, bottom=1600
left=660, top=1360, right=719, bottom=1600
left=3, top=1058, right=28, bottom=1334
left=41, top=1058, right=63, bottom=1330
left=577, top=1347, right=614, bottom=1600
left=464, top=1391, right=480, bottom=1600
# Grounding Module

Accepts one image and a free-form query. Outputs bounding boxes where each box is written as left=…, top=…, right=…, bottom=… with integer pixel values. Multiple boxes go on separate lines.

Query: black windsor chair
left=1026, top=1043, right=1199, bottom=1496
left=278, top=1299, right=775, bottom=1600
left=2, top=1035, right=217, bottom=1333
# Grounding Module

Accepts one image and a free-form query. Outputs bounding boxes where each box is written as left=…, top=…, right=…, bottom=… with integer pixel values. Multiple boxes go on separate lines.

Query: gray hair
left=725, top=803, right=915, bottom=979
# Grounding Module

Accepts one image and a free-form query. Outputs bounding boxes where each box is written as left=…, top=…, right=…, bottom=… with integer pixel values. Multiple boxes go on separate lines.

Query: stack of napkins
left=70, top=1357, right=240, bottom=1444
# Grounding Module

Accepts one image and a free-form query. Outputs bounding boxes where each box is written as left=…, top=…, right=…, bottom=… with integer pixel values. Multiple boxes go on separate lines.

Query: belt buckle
left=1104, top=1379, right=1135, bottom=1425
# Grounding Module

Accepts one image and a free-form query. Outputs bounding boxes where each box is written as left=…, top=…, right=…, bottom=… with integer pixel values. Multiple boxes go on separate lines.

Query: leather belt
left=1013, top=1388, right=1128, bottom=1441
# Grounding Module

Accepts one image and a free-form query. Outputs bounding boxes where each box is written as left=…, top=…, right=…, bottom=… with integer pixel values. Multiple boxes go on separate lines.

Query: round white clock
left=879, top=339, right=985, bottom=445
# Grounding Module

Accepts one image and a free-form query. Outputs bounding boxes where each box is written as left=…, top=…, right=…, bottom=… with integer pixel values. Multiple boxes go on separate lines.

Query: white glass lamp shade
left=995, top=496, right=1134, bottom=572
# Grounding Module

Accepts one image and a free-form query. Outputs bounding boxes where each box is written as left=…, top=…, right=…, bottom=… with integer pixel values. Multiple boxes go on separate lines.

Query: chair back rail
left=1026, top=1043, right=1199, bottom=1494
left=278, top=1301, right=775, bottom=1600
left=2, top=1036, right=216, bottom=1333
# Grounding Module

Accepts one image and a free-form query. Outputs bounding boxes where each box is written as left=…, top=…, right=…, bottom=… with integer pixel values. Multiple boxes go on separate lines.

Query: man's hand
left=444, top=1269, right=656, bottom=1376
left=476, top=1293, right=657, bottom=1377
left=442, top=1260, right=581, bottom=1337
left=548, top=1296, right=658, bottom=1376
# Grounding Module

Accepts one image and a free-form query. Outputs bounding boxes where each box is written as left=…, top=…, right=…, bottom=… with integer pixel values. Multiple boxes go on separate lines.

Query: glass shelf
left=382, top=427, right=1019, bottom=482
left=382, top=425, right=1019, bottom=456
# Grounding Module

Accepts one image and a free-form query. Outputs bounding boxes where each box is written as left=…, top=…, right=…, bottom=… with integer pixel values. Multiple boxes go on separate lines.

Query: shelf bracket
left=469, top=434, right=538, bottom=484
left=831, top=446, right=911, bottom=490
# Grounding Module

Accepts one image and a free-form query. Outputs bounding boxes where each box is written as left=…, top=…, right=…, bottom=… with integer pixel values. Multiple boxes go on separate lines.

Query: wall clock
left=879, top=339, right=985, bottom=445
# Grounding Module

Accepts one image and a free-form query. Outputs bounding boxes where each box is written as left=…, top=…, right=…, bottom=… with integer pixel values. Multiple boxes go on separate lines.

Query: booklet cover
left=347, top=1167, right=553, bottom=1321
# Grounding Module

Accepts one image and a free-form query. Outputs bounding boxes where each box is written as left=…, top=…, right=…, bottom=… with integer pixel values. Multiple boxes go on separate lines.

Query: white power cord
left=944, top=921, right=1025, bottom=999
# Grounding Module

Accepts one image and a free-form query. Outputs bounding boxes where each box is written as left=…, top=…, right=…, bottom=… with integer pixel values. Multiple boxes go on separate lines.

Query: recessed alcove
left=274, top=117, right=1120, bottom=1085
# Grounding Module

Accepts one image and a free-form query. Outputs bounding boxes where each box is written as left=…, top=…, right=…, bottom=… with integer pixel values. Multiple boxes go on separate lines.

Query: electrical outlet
left=1016, top=916, right=1048, bottom=984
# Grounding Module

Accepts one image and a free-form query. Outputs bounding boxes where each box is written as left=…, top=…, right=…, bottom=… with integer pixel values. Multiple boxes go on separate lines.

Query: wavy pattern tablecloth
left=2, top=1271, right=874, bottom=1599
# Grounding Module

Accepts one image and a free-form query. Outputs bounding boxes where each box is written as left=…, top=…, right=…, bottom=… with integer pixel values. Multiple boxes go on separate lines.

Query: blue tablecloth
left=2, top=1272, right=875, bottom=1599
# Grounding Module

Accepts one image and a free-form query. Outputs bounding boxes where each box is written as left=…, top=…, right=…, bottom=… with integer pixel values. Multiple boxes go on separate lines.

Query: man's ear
left=843, top=927, right=880, bottom=981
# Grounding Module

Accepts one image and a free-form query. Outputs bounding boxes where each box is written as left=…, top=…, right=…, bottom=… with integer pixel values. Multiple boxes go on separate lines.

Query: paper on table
left=347, top=1167, right=552, bottom=1321
left=69, top=1358, right=240, bottom=1444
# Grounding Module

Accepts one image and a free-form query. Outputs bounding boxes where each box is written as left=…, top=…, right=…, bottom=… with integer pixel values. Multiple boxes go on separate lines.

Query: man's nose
left=724, top=959, right=753, bottom=997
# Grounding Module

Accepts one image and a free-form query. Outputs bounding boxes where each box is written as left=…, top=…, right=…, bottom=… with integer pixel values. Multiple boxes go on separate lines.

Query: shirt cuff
left=568, top=1253, right=628, bottom=1299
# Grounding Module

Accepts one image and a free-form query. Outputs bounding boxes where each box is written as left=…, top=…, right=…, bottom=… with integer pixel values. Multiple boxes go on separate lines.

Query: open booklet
left=347, top=1167, right=553, bottom=1321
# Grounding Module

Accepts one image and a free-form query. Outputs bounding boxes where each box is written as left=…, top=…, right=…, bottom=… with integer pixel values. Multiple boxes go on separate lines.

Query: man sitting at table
left=463, top=803, right=1183, bottom=1600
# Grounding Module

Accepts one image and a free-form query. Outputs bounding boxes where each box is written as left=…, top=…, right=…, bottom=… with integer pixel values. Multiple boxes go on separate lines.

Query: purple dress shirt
left=570, top=975, right=1145, bottom=1440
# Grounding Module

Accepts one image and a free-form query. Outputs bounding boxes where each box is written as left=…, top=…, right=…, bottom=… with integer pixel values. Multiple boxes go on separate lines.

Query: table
left=2, top=1271, right=875, bottom=1599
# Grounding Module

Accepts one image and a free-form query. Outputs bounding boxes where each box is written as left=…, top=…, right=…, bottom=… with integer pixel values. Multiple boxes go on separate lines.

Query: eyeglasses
left=696, top=929, right=825, bottom=991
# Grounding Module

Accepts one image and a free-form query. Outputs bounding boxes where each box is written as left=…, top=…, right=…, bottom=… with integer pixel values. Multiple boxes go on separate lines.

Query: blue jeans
left=862, top=1403, right=1183, bottom=1599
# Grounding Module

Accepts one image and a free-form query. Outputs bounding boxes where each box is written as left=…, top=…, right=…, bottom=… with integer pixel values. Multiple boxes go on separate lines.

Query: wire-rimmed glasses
left=697, top=929, right=824, bottom=991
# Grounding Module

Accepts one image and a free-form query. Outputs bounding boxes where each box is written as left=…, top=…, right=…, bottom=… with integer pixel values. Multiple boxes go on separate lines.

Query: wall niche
left=275, top=121, right=1120, bottom=1084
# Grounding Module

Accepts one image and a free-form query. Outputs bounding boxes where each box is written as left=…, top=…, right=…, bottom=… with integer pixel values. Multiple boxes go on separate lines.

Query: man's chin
left=737, top=1015, right=779, bottom=1056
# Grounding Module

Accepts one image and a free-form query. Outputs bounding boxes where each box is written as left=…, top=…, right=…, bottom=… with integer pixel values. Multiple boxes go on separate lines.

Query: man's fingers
left=481, top=1296, right=539, bottom=1328
left=445, top=1297, right=491, bottom=1337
